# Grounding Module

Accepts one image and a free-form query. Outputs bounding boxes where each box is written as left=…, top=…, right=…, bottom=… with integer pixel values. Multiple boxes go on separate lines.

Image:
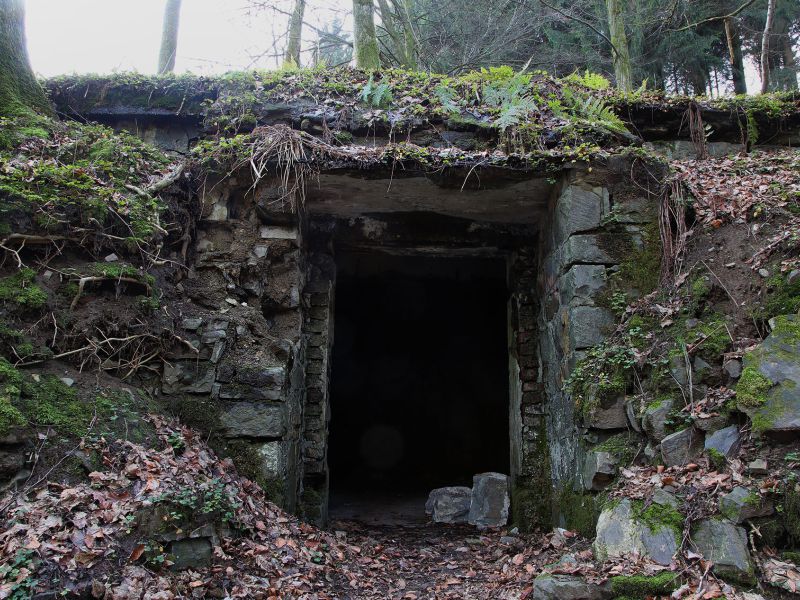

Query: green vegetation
left=44, top=69, right=800, bottom=149
left=592, top=432, right=639, bottom=465
left=553, top=485, right=605, bottom=538
left=46, top=71, right=213, bottom=115
left=85, top=262, right=156, bottom=287
left=0, top=116, right=172, bottom=244
left=360, top=74, right=393, bottom=107
left=758, top=273, right=800, bottom=322
left=0, top=268, right=47, bottom=310
left=689, top=316, right=731, bottom=361
left=783, top=551, right=800, bottom=565
left=610, top=572, right=678, bottom=598
left=554, top=87, right=628, bottom=136
left=597, top=223, right=662, bottom=313
left=224, top=440, right=268, bottom=486
left=512, top=420, right=552, bottom=531
left=633, top=499, right=683, bottom=543
left=784, top=481, right=800, bottom=548
left=153, top=478, right=241, bottom=528
left=616, top=223, right=661, bottom=296
left=736, top=366, right=772, bottom=408
left=0, top=549, right=38, bottom=600
left=562, top=70, right=611, bottom=91
left=771, top=314, right=800, bottom=344
left=18, top=375, right=103, bottom=436
left=707, top=447, right=727, bottom=471
left=0, top=358, right=25, bottom=435
left=566, top=341, right=635, bottom=416
left=0, top=357, right=110, bottom=437
left=48, top=67, right=632, bottom=153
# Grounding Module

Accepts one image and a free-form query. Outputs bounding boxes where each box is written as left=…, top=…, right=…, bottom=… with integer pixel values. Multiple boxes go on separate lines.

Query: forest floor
left=323, top=520, right=566, bottom=600
left=0, top=412, right=572, bottom=600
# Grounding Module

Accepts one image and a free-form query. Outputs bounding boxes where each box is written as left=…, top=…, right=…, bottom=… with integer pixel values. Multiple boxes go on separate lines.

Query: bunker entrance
left=328, top=252, right=510, bottom=524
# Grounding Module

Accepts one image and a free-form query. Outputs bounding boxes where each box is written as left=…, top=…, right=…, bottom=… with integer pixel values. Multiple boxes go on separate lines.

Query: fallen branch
left=125, top=163, right=185, bottom=197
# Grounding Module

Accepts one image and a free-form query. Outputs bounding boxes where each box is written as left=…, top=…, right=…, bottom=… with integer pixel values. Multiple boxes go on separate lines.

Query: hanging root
left=687, top=101, right=708, bottom=160
left=242, top=125, right=311, bottom=211
left=70, top=276, right=153, bottom=310
left=659, top=178, right=688, bottom=285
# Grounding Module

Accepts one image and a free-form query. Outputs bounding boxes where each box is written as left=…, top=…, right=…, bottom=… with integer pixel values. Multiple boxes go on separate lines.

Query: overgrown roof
left=45, top=67, right=800, bottom=151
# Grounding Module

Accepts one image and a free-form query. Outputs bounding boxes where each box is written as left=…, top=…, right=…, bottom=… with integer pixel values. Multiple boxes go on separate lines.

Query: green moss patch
left=0, top=358, right=25, bottom=435
left=566, top=342, right=636, bottom=416
left=782, top=551, right=800, bottom=565
left=553, top=486, right=604, bottom=538
left=592, top=432, right=639, bottom=465
left=610, top=572, right=678, bottom=598
left=758, top=273, right=800, bottom=321
left=0, top=358, right=115, bottom=437
left=512, top=420, right=552, bottom=532
left=633, top=499, right=683, bottom=543
left=616, top=222, right=662, bottom=298
left=771, top=314, right=800, bottom=344
left=736, top=366, right=772, bottom=408
left=17, top=375, right=100, bottom=436
left=0, top=116, right=173, bottom=245
left=0, top=268, right=47, bottom=311
left=707, top=447, right=727, bottom=471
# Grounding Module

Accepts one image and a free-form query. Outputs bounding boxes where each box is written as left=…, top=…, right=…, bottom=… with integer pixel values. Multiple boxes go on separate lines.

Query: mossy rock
left=691, top=518, right=755, bottom=587
left=553, top=485, right=604, bottom=538
left=610, top=571, right=678, bottom=598
left=737, top=315, right=800, bottom=439
left=594, top=498, right=679, bottom=566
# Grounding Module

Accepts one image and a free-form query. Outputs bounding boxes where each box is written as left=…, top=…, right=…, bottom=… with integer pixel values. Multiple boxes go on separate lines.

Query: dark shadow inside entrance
left=328, top=252, right=510, bottom=524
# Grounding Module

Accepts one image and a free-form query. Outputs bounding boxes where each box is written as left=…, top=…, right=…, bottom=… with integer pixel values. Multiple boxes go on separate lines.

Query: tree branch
left=532, top=0, right=620, bottom=59
left=671, top=0, right=757, bottom=32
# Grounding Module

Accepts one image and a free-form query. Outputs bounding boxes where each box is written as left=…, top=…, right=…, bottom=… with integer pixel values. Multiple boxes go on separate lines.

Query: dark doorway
left=328, top=252, right=510, bottom=522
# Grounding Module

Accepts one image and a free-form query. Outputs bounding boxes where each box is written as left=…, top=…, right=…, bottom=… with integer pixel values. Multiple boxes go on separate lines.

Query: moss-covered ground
left=0, top=114, right=174, bottom=246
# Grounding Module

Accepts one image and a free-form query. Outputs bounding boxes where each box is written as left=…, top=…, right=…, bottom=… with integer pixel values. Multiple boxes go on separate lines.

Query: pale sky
left=26, top=0, right=351, bottom=76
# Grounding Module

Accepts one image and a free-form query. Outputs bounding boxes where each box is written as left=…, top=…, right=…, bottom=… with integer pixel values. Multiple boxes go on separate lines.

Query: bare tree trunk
left=605, top=0, right=632, bottom=92
left=0, top=0, right=51, bottom=116
left=158, top=0, right=182, bottom=75
left=283, top=0, right=306, bottom=68
left=724, top=17, right=747, bottom=95
left=760, top=0, right=776, bottom=94
left=780, top=33, right=798, bottom=91
left=773, top=16, right=798, bottom=91
left=353, top=0, right=381, bottom=70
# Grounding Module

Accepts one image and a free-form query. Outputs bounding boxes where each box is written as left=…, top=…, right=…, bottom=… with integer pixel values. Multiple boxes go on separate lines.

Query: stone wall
left=72, top=101, right=667, bottom=531
left=161, top=176, right=308, bottom=511
left=298, top=233, right=337, bottom=524
left=157, top=159, right=663, bottom=530
left=537, top=157, right=661, bottom=525
left=507, top=249, right=550, bottom=528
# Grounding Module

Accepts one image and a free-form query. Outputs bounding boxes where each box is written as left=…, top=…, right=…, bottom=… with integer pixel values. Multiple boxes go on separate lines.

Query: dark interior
left=328, top=252, right=510, bottom=511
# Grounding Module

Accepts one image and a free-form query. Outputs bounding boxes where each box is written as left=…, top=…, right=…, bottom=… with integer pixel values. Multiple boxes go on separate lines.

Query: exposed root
left=69, top=276, right=153, bottom=310
left=659, top=178, right=688, bottom=285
